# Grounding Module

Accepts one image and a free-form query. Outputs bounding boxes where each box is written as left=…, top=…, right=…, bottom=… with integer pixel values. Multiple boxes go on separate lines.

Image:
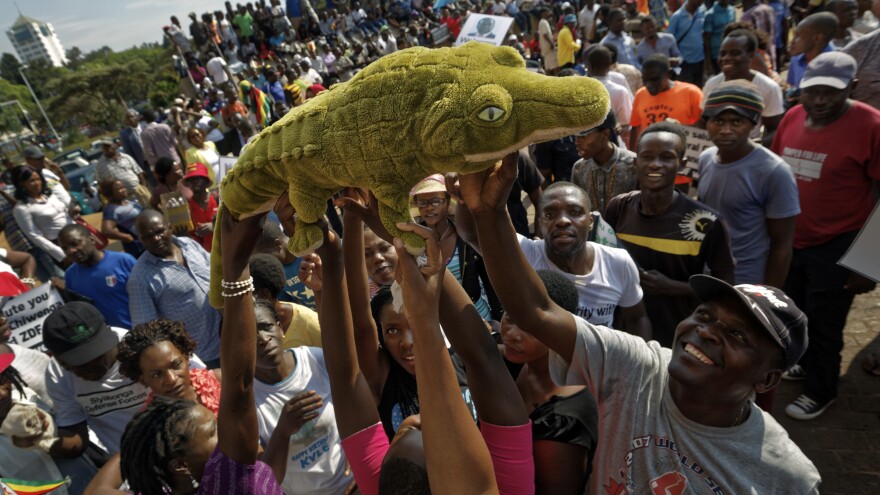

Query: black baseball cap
left=43, top=302, right=119, bottom=366
left=689, top=275, right=808, bottom=371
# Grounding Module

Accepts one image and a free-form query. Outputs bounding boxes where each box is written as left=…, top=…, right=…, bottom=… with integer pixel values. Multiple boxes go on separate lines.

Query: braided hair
left=117, top=320, right=197, bottom=382
left=119, top=396, right=199, bottom=494
left=0, top=365, right=27, bottom=398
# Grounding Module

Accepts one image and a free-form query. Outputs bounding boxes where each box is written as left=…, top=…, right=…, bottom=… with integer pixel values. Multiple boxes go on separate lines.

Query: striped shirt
left=127, top=236, right=221, bottom=361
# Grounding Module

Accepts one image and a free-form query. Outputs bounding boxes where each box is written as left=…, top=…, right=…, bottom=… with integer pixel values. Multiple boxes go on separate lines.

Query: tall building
left=6, top=15, right=67, bottom=67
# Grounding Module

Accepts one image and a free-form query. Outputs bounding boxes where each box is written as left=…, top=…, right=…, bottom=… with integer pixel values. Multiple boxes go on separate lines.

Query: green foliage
left=0, top=53, right=22, bottom=84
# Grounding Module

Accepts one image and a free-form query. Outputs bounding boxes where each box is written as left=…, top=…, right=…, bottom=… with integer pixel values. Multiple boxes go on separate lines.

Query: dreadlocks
left=0, top=365, right=27, bottom=398
left=119, top=396, right=199, bottom=494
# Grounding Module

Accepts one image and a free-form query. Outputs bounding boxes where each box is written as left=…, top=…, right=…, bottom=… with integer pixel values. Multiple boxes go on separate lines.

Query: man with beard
left=457, top=181, right=651, bottom=338
left=59, top=224, right=136, bottom=329
left=127, top=210, right=222, bottom=368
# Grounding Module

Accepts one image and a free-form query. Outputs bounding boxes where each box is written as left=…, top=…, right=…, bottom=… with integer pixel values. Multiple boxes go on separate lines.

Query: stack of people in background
left=1, top=0, right=880, bottom=493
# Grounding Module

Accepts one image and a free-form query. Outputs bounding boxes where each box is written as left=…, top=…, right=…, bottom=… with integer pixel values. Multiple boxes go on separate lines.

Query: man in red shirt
left=770, top=52, right=880, bottom=420
left=181, top=163, right=218, bottom=252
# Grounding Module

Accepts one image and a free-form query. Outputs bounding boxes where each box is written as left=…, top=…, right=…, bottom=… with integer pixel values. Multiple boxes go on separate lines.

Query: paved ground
left=771, top=288, right=880, bottom=494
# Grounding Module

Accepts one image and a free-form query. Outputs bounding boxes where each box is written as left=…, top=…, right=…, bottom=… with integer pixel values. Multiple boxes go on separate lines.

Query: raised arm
left=459, top=154, right=578, bottom=363
left=217, top=205, right=265, bottom=464
left=314, top=212, right=382, bottom=438
left=338, top=192, right=388, bottom=399
left=393, top=224, right=499, bottom=495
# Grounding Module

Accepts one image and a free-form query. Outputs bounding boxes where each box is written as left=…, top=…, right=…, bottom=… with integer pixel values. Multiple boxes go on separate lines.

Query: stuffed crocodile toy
left=210, top=41, right=609, bottom=307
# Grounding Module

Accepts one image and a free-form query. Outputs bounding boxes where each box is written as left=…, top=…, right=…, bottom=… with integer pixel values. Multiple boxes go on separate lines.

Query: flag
left=0, top=478, right=69, bottom=495
left=239, top=80, right=273, bottom=128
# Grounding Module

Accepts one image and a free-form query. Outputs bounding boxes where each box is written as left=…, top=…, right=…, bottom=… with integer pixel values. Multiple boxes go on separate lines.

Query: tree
left=65, top=46, right=83, bottom=70
left=0, top=53, right=22, bottom=84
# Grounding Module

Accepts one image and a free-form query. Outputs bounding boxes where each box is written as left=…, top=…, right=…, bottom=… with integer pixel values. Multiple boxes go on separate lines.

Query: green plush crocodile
left=210, top=41, right=609, bottom=307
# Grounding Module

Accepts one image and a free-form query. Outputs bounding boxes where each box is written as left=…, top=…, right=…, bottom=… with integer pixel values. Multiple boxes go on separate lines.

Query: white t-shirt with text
left=517, top=235, right=643, bottom=326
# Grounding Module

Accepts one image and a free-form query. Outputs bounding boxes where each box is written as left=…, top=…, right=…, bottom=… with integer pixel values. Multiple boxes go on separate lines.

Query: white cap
left=561, top=1, right=572, bottom=9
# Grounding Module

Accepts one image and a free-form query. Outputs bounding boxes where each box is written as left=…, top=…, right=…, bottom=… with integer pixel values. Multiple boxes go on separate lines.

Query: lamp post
left=17, top=64, right=62, bottom=149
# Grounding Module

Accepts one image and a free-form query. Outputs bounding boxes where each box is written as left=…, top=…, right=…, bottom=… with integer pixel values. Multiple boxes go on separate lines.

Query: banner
left=454, top=14, right=515, bottom=46
left=1, top=284, right=64, bottom=352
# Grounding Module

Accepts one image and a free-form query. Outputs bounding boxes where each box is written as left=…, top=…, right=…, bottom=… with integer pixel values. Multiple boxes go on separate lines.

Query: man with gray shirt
left=456, top=153, right=821, bottom=494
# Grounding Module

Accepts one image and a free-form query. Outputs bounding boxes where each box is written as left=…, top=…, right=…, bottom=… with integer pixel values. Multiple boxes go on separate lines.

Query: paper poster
left=839, top=202, right=880, bottom=283
left=216, top=156, right=238, bottom=192
left=1, top=284, right=64, bottom=351
left=454, top=14, right=515, bottom=46
left=680, top=126, right=713, bottom=173
left=161, top=191, right=193, bottom=234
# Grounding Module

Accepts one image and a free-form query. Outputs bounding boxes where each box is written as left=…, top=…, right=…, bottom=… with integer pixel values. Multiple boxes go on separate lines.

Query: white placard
left=839, top=202, right=880, bottom=283
left=2, top=284, right=64, bottom=351
left=216, top=156, right=239, bottom=190
left=454, top=14, right=515, bottom=46
left=680, top=125, right=713, bottom=173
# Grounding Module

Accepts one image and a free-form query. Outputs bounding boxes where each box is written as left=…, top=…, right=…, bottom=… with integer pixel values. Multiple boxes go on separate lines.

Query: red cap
left=183, top=162, right=211, bottom=183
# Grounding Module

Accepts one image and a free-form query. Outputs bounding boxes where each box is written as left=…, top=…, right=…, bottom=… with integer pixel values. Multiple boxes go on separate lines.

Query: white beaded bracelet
left=221, top=276, right=253, bottom=289
left=221, top=285, right=255, bottom=298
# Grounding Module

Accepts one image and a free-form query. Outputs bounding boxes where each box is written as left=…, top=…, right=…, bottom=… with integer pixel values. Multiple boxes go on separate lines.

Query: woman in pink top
left=303, top=194, right=535, bottom=495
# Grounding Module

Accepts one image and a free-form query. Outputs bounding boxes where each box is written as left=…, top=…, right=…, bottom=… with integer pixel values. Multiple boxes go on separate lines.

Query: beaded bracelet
left=20, top=277, right=37, bottom=286
left=221, top=285, right=255, bottom=298
left=221, top=276, right=253, bottom=289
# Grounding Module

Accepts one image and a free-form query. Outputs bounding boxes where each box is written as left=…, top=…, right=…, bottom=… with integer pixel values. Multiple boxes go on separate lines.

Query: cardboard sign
left=216, top=156, right=238, bottom=193
left=2, top=284, right=64, bottom=351
left=680, top=125, right=713, bottom=173
left=454, top=14, right=515, bottom=46
left=839, top=202, right=880, bottom=283
left=161, top=191, right=193, bottom=234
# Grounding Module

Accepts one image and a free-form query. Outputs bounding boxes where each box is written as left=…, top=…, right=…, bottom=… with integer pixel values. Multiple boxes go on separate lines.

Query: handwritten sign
left=2, top=284, right=64, bottom=351
left=680, top=125, right=713, bottom=173
left=161, top=191, right=193, bottom=234
left=454, top=14, right=514, bottom=47
left=839, top=202, right=880, bottom=283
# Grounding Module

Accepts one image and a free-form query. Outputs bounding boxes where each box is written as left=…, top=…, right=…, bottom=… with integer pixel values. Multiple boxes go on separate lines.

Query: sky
left=0, top=0, right=226, bottom=59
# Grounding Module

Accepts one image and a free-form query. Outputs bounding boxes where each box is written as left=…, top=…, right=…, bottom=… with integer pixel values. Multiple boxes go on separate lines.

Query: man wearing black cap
left=42, top=302, right=148, bottom=457
left=771, top=51, right=880, bottom=420
left=456, top=156, right=821, bottom=493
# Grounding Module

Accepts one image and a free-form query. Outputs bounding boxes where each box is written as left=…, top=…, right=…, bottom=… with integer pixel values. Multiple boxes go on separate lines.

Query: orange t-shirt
left=630, top=82, right=704, bottom=128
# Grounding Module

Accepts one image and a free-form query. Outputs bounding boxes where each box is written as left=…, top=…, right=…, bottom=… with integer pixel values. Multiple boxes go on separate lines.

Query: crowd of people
left=1, top=0, right=880, bottom=493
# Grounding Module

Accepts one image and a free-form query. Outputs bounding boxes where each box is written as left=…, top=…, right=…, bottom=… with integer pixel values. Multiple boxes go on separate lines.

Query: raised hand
left=219, top=204, right=267, bottom=278
left=335, top=187, right=393, bottom=243
left=393, top=222, right=444, bottom=321
left=298, top=253, right=323, bottom=293
left=457, top=151, right=518, bottom=216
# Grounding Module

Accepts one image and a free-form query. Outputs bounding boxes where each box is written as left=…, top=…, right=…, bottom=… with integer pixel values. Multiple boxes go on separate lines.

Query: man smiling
left=605, top=122, right=734, bottom=346
left=458, top=154, right=821, bottom=493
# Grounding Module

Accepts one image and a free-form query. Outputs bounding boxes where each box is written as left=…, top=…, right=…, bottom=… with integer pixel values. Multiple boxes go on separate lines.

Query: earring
left=189, top=474, right=200, bottom=490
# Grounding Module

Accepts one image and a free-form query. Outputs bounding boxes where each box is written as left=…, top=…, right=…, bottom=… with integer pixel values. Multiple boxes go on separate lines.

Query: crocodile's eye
left=477, top=106, right=505, bottom=123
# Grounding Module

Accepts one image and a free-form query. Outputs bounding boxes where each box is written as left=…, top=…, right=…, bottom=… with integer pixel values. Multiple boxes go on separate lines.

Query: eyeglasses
left=414, top=198, right=447, bottom=208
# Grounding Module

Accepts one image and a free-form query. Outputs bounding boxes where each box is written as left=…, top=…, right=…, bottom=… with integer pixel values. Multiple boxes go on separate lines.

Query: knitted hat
left=701, top=80, right=765, bottom=124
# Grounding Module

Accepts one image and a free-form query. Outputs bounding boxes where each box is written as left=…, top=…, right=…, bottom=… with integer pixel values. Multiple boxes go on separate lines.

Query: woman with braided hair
left=116, top=204, right=289, bottom=494
left=116, top=320, right=221, bottom=416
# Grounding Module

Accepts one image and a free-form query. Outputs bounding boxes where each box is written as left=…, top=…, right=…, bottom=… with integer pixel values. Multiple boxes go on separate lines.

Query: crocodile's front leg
left=375, top=192, right=426, bottom=255
left=286, top=183, right=337, bottom=256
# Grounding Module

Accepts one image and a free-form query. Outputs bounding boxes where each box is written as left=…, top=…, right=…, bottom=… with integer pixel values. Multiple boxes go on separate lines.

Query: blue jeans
left=55, top=455, right=98, bottom=494
left=29, top=247, right=65, bottom=281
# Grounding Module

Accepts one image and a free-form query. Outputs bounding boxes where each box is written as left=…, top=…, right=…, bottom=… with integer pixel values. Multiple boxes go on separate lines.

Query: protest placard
left=454, top=14, right=514, bottom=46
left=161, top=191, right=193, bottom=235
left=216, top=156, right=238, bottom=193
left=680, top=126, right=713, bottom=173
left=839, top=202, right=880, bottom=283
left=1, top=284, right=64, bottom=351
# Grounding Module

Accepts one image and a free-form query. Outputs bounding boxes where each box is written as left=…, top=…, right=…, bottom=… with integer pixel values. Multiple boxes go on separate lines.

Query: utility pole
left=17, top=64, right=62, bottom=149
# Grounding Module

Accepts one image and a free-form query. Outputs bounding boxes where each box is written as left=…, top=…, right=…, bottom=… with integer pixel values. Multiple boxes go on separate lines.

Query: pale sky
left=0, top=0, right=226, bottom=59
